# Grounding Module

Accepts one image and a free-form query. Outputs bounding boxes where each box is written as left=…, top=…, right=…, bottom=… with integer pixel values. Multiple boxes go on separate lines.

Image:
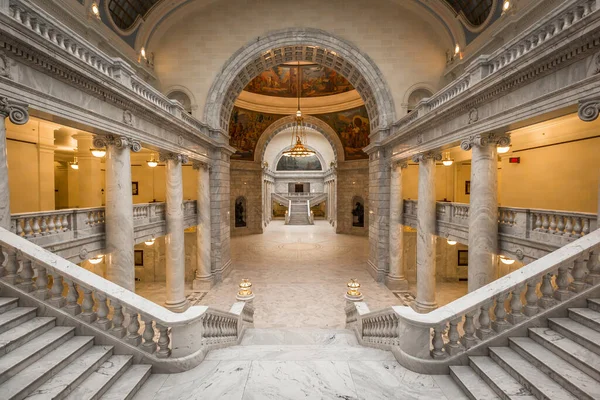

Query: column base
left=193, top=276, right=215, bottom=290
left=164, top=298, right=190, bottom=313
left=384, top=276, right=408, bottom=290
left=412, top=299, right=437, bottom=314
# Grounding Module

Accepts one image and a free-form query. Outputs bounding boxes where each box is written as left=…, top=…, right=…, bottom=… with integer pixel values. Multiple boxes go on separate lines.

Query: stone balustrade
left=9, top=201, right=197, bottom=262
left=346, top=228, right=600, bottom=374
left=0, top=227, right=254, bottom=372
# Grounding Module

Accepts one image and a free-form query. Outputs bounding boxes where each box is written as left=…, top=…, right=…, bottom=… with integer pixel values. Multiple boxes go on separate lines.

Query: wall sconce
left=147, top=153, right=158, bottom=168
left=144, top=236, right=155, bottom=246
left=90, top=2, right=100, bottom=19
left=90, top=147, right=106, bottom=158
left=441, top=152, right=454, bottom=166
left=499, top=255, right=515, bottom=265
left=454, top=44, right=460, bottom=55
left=497, top=145, right=511, bottom=154
left=69, top=156, right=79, bottom=170
left=140, top=47, right=147, bottom=60
left=502, top=0, right=511, bottom=13
left=88, top=254, right=103, bottom=264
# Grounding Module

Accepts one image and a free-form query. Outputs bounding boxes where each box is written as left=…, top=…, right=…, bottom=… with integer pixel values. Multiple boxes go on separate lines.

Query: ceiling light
left=447, top=239, right=457, bottom=245
left=147, top=153, right=158, bottom=168
left=88, top=254, right=103, bottom=264
left=69, top=156, right=79, bottom=170
left=454, top=44, right=460, bottom=55
left=282, top=61, right=315, bottom=158
left=442, top=152, right=454, bottom=166
left=145, top=236, right=155, bottom=246
left=90, top=148, right=106, bottom=158
left=497, top=145, right=511, bottom=154
left=499, top=255, right=515, bottom=265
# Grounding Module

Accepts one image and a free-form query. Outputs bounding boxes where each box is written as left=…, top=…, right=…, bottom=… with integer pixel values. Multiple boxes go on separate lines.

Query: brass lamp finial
left=236, top=278, right=255, bottom=301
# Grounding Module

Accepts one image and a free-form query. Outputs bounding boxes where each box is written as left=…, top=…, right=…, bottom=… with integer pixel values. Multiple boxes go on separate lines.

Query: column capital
left=192, top=160, right=210, bottom=171
left=0, top=97, right=29, bottom=125
left=93, top=134, right=141, bottom=152
left=579, top=98, right=600, bottom=122
left=390, top=160, right=408, bottom=171
left=412, top=152, right=441, bottom=163
left=460, top=133, right=510, bottom=151
left=159, top=152, right=189, bottom=164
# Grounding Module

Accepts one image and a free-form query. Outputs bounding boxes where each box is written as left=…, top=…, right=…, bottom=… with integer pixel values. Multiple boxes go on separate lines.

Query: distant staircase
left=287, top=201, right=311, bottom=225
left=0, top=296, right=151, bottom=400
left=450, top=298, right=600, bottom=400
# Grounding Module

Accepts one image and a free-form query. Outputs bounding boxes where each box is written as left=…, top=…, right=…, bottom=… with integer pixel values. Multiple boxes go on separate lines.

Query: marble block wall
left=211, top=150, right=232, bottom=281
left=230, top=161, right=263, bottom=236
left=274, top=177, right=325, bottom=193
left=336, top=160, right=369, bottom=236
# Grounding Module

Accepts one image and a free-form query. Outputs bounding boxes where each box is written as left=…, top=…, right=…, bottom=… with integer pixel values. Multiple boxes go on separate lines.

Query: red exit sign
left=509, top=157, right=520, bottom=164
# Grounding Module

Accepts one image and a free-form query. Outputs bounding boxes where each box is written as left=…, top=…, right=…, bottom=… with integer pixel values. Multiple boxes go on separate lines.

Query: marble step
left=205, top=344, right=395, bottom=361
left=25, top=345, right=114, bottom=400
left=488, top=346, right=578, bottom=400
left=99, top=365, right=152, bottom=400
left=241, top=328, right=359, bottom=346
left=588, top=299, right=600, bottom=312
left=548, top=318, right=600, bottom=355
left=64, top=355, right=133, bottom=400
left=468, top=356, right=536, bottom=400
left=0, top=298, right=19, bottom=314
left=0, top=317, right=56, bottom=356
left=0, top=307, right=37, bottom=335
left=0, top=336, right=94, bottom=400
left=509, top=336, right=600, bottom=400
left=568, top=308, right=600, bottom=332
left=0, top=327, right=74, bottom=385
left=528, top=327, right=600, bottom=383
left=449, top=365, right=500, bottom=400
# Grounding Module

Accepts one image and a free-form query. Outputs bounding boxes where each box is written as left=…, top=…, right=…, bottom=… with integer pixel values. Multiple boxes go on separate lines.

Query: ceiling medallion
left=282, top=62, right=315, bottom=158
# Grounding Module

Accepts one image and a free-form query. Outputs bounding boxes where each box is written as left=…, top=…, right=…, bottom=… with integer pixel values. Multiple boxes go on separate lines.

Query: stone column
left=161, top=152, right=190, bottom=312
left=0, top=97, right=29, bottom=230
left=74, top=133, right=102, bottom=208
left=94, top=135, right=141, bottom=291
left=578, top=99, right=600, bottom=228
left=386, top=161, right=409, bottom=290
left=193, top=161, right=213, bottom=290
left=412, top=152, right=441, bottom=313
left=210, top=148, right=233, bottom=281
left=461, top=133, right=509, bottom=292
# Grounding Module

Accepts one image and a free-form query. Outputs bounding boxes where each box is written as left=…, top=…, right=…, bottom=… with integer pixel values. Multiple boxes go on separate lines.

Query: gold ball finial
left=344, top=278, right=364, bottom=301
left=236, top=278, right=255, bottom=301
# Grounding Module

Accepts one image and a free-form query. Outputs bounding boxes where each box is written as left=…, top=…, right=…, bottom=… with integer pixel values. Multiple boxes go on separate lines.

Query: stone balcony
left=9, top=200, right=198, bottom=263
left=402, top=200, right=597, bottom=263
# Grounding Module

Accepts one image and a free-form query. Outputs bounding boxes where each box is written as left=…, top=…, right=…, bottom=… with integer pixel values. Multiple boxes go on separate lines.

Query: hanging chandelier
left=282, top=62, right=315, bottom=158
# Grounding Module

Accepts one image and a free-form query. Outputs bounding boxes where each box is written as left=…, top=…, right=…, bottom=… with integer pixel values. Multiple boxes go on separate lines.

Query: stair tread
left=0, top=327, right=74, bottom=376
left=100, top=365, right=152, bottom=400
left=0, top=336, right=94, bottom=399
left=489, top=347, right=578, bottom=400
left=549, top=318, right=600, bottom=345
left=0, top=317, right=55, bottom=354
left=0, top=307, right=37, bottom=332
left=569, top=308, right=600, bottom=327
left=510, top=337, right=600, bottom=399
left=469, top=356, right=536, bottom=399
left=25, top=345, right=114, bottom=400
left=0, top=298, right=18, bottom=310
left=206, top=344, right=395, bottom=361
left=65, top=355, right=133, bottom=400
left=450, top=365, right=501, bottom=399
left=529, top=327, right=600, bottom=377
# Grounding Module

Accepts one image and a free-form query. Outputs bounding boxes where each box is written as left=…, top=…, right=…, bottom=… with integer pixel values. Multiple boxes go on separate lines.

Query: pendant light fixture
left=147, top=153, right=158, bottom=168
left=282, top=62, right=315, bottom=158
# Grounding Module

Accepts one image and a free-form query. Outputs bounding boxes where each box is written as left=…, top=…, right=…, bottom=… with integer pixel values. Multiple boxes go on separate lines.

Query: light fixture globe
left=88, top=254, right=103, bottom=264
left=499, top=255, right=515, bottom=265
left=145, top=236, right=155, bottom=246
left=447, top=239, right=457, bottom=245
left=69, top=156, right=79, bottom=170
left=441, top=152, right=454, bottom=166
left=147, top=153, right=158, bottom=168
left=497, top=145, right=511, bottom=154
left=282, top=62, right=315, bottom=158
left=90, top=148, right=106, bottom=158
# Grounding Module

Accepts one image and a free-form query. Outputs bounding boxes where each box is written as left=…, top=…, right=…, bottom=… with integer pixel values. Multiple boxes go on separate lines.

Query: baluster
left=523, top=279, right=539, bottom=316
left=492, top=293, right=510, bottom=332
left=554, top=265, right=572, bottom=301
left=54, top=215, right=62, bottom=231
left=573, top=218, right=582, bottom=237
left=156, top=324, right=171, bottom=358
left=48, top=272, right=66, bottom=308
left=586, top=250, right=600, bottom=285
left=507, top=285, right=526, bottom=324
left=39, top=216, right=48, bottom=235
left=564, top=216, right=573, bottom=237
left=16, top=219, right=23, bottom=236
left=140, top=316, right=157, bottom=353
left=582, top=218, right=590, bottom=236
left=570, top=254, right=589, bottom=293
left=549, top=215, right=557, bottom=233
left=460, top=311, right=478, bottom=349
left=64, top=279, right=81, bottom=315
left=61, top=215, right=69, bottom=231
left=47, top=215, right=56, bottom=233
left=4, top=250, right=19, bottom=284
left=126, top=312, right=142, bottom=346
left=24, top=218, right=33, bottom=237
left=534, top=213, right=542, bottom=231
left=538, top=273, right=555, bottom=309
left=541, top=214, right=550, bottom=232
left=80, top=287, right=96, bottom=323
left=94, top=292, right=112, bottom=330
left=430, top=325, right=447, bottom=359
left=32, top=217, right=41, bottom=236
left=110, top=300, right=126, bottom=338
left=445, top=318, right=464, bottom=356
left=556, top=215, right=565, bottom=235
left=18, top=259, right=35, bottom=292
left=33, top=264, right=49, bottom=300
left=476, top=302, right=493, bottom=340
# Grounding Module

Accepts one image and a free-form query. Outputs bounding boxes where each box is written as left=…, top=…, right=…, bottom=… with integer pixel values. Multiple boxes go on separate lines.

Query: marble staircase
left=287, top=201, right=311, bottom=225
left=450, top=298, right=600, bottom=400
left=0, top=296, right=151, bottom=400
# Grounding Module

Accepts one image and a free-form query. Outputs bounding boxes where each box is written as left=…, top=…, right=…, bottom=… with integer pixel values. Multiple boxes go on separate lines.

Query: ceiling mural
left=229, top=107, right=286, bottom=160
left=313, top=106, right=370, bottom=160
left=244, top=64, right=354, bottom=98
left=276, top=155, right=322, bottom=171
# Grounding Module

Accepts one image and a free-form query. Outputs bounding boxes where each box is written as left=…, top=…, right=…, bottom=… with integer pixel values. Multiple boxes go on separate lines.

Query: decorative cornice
left=0, top=96, right=29, bottom=125
left=578, top=99, right=600, bottom=122
left=192, top=161, right=210, bottom=171
left=460, top=133, right=511, bottom=151
left=160, top=152, right=189, bottom=164
left=93, top=134, right=141, bottom=152
left=411, top=152, right=441, bottom=163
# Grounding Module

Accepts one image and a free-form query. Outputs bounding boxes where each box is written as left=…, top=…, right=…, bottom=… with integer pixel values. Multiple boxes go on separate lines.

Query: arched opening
left=351, top=196, right=365, bottom=228
left=167, top=90, right=193, bottom=115
left=234, top=196, right=247, bottom=228
left=407, top=88, right=434, bottom=113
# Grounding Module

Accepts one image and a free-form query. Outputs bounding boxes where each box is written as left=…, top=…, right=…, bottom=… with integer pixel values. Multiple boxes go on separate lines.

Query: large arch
left=254, top=115, right=345, bottom=164
left=203, top=28, right=397, bottom=133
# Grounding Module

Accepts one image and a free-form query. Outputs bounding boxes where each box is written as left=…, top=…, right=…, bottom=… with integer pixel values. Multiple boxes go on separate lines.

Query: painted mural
left=276, top=154, right=322, bottom=171
left=229, top=107, right=285, bottom=160
left=314, top=106, right=370, bottom=160
left=244, top=64, right=353, bottom=98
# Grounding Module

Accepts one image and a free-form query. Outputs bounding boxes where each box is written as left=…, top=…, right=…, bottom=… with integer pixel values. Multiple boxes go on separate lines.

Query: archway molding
left=273, top=144, right=326, bottom=173
left=203, top=28, right=397, bottom=133
left=254, top=114, right=345, bottom=164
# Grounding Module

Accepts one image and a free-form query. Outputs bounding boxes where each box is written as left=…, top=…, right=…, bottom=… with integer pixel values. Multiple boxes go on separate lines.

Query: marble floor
left=136, top=221, right=468, bottom=328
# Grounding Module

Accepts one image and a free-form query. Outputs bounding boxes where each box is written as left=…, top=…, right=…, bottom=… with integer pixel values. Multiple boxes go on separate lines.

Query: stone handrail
left=346, top=228, right=600, bottom=373
left=3, top=0, right=210, bottom=136
left=0, top=227, right=253, bottom=371
left=391, top=0, right=597, bottom=133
